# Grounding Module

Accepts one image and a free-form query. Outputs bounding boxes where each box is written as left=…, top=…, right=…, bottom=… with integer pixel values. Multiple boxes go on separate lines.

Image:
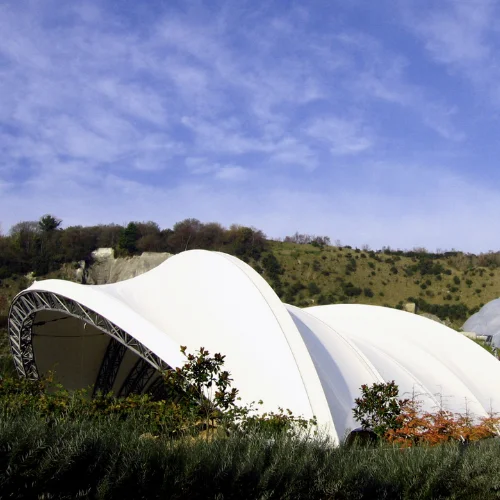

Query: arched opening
left=8, top=291, right=169, bottom=398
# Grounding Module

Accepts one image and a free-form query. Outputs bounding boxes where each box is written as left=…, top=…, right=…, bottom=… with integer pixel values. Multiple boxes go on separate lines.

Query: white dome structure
left=463, top=299, right=500, bottom=347
left=8, top=250, right=500, bottom=443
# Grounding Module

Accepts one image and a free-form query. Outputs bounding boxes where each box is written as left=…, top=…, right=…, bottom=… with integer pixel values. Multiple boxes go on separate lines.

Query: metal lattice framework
left=118, top=357, right=157, bottom=397
left=8, top=290, right=170, bottom=382
left=146, top=375, right=170, bottom=401
left=93, top=339, right=128, bottom=397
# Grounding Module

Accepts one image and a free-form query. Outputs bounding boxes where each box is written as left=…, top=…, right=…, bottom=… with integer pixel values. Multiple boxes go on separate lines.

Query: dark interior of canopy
left=31, top=310, right=165, bottom=398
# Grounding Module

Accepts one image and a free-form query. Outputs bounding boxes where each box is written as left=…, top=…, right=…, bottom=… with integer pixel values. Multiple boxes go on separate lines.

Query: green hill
left=263, top=241, right=500, bottom=328
left=2, top=216, right=500, bottom=333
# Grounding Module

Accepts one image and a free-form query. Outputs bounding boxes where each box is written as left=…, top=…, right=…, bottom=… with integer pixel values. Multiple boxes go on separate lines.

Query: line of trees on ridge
left=0, top=216, right=268, bottom=279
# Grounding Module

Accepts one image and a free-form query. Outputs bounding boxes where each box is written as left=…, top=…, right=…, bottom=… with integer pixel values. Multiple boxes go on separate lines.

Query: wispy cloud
left=402, top=0, right=500, bottom=106
left=186, top=158, right=249, bottom=181
left=305, top=117, right=374, bottom=155
left=408, top=0, right=493, bottom=65
left=1, top=1, right=500, bottom=250
left=214, top=165, right=249, bottom=181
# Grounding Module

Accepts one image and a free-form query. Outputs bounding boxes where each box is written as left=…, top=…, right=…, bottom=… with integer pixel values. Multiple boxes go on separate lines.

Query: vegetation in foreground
left=1, top=348, right=500, bottom=498
left=354, top=381, right=500, bottom=446
left=3, top=411, right=500, bottom=499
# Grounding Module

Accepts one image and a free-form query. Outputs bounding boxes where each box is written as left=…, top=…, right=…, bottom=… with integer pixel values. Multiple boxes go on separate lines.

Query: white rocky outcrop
left=75, top=249, right=172, bottom=285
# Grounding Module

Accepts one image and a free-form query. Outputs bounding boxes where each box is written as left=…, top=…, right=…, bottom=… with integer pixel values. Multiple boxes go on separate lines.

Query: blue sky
left=1, top=0, right=500, bottom=252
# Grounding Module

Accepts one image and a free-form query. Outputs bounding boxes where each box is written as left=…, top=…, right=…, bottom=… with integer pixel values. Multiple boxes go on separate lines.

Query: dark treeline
left=283, top=232, right=331, bottom=247
left=377, top=246, right=460, bottom=260
left=3, top=214, right=500, bottom=285
left=0, top=215, right=268, bottom=279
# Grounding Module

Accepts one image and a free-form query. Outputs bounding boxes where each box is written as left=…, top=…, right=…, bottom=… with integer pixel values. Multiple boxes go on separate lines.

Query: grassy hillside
left=258, top=241, right=500, bottom=328
left=1, top=240, right=500, bottom=332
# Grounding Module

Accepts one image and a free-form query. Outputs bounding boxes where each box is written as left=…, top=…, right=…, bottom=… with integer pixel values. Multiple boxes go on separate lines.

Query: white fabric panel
left=346, top=332, right=485, bottom=414
left=348, top=338, right=455, bottom=413
left=99, top=250, right=329, bottom=426
left=221, top=255, right=335, bottom=438
left=27, top=279, right=185, bottom=370
left=286, top=305, right=383, bottom=438
left=307, top=305, right=500, bottom=417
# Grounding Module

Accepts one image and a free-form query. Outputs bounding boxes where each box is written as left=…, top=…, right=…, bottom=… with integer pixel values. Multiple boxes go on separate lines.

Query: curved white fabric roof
left=306, top=305, right=500, bottom=425
left=8, top=250, right=500, bottom=443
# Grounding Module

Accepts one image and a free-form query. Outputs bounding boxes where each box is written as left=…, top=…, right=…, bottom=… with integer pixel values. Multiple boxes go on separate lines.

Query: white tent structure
left=8, top=250, right=500, bottom=443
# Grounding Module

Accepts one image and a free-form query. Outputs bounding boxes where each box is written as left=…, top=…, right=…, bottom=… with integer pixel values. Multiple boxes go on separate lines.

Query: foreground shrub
left=2, top=360, right=500, bottom=497
left=0, top=346, right=316, bottom=440
left=2, top=410, right=500, bottom=499
left=352, top=381, right=403, bottom=438
left=354, top=381, right=500, bottom=447
left=386, top=399, right=500, bottom=446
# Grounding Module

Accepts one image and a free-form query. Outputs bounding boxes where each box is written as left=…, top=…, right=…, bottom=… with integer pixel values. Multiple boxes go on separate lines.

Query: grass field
left=264, top=241, right=500, bottom=328
left=2, top=241, right=500, bottom=329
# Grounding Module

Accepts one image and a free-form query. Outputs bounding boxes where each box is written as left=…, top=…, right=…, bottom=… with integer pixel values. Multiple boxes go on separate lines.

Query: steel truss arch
left=93, top=339, right=128, bottom=397
left=118, top=357, right=157, bottom=397
left=8, top=290, right=170, bottom=382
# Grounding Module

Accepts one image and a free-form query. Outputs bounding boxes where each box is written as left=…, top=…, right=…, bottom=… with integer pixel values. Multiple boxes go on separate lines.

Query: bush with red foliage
left=354, top=381, right=500, bottom=447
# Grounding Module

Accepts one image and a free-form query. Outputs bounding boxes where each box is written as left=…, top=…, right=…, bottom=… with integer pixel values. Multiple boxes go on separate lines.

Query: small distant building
left=403, top=302, right=416, bottom=314
left=460, top=331, right=494, bottom=344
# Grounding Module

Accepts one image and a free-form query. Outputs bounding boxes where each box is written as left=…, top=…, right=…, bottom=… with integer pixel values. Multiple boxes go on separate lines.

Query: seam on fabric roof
left=354, top=339, right=442, bottom=409
left=406, top=340, right=488, bottom=416
left=215, top=252, right=317, bottom=418
left=373, top=318, right=490, bottom=415
left=298, top=308, right=385, bottom=384
left=314, top=306, right=489, bottom=415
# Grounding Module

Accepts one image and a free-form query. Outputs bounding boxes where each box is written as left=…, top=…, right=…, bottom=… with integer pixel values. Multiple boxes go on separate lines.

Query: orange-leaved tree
left=354, top=381, right=500, bottom=446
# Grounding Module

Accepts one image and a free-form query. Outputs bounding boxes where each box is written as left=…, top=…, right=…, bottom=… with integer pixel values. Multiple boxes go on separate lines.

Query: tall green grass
left=0, top=327, right=15, bottom=379
left=1, top=408, right=500, bottom=499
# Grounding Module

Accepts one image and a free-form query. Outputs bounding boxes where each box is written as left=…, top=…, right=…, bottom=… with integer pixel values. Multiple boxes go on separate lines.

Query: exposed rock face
left=418, top=312, right=453, bottom=328
left=75, top=249, right=172, bottom=285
